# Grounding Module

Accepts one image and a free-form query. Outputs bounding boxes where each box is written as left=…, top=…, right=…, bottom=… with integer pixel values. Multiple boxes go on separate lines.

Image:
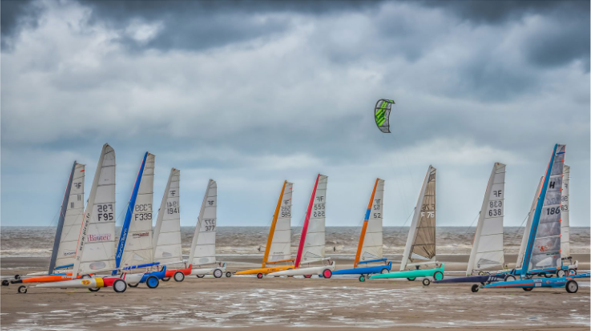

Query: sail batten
left=153, top=168, right=182, bottom=265
left=189, top=180, right=218, bottom=267
left=466, top=163, right=505, bottom=275
left=401, top=166, right=436, bottom=271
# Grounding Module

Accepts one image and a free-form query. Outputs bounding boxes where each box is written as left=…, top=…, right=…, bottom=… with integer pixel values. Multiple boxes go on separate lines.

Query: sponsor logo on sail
left=132, top=232, right=149, bottom=239
left=88, top=233, right=111, bottom=242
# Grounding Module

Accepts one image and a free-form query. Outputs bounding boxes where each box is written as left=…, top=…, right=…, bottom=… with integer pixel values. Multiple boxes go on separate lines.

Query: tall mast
left=354, top=178, right=379, bottom=268
left=262, top=181, right=287, bottom=268
left=48, top=161, right=77, bottom=274
left=294, top=174, right=320, bottom=268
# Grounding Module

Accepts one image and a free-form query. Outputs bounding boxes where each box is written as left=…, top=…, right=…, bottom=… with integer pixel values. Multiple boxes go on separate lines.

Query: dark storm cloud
left=1, top=0, right=42, bottom=49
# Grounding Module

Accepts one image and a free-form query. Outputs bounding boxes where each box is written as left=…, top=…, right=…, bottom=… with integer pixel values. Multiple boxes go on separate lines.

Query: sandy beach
left=1, top=255, right=590, bottom=330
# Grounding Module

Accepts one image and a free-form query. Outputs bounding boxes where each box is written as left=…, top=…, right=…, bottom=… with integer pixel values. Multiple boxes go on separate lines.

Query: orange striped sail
left=354, top=179, right=379, bottom=268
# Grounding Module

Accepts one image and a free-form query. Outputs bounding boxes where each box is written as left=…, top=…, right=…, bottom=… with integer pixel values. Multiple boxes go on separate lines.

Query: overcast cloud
left=1, top=0, right=590, bottom=228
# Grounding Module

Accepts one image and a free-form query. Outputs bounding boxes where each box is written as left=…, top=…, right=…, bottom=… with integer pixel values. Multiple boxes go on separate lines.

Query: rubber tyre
left=174, top=271, right=185, bottom=282
left=196, top=274, right=205, bottom=278
left=433, top=271, right=444, bottom=281
left=162, top=277, right=171, bottom=282
left=257, top=273, right=264, bottom=279
left=322, top=269, right=332, bottom=279
left=146, top=276, right=159, bottom=289
left=226, top=272, right=232, bottom=278
left=525, top=274, right=533, bottom=279
left=112, top=279, right=126, bottom=293
left=504, top=275, right=516, bottom=282
left=471, top=284, right=480, bottom=293
left=381, top=268, right=389, bottom=274
left=128, top=282, right=139, bottom=288
left=2, top=280, right=9, bottom=286
left=544, top=273, right=553, bottom=278
left=557, top=269, right=566, bottom=278
left=407, top=277, right=416, bottom=281
left=566, top=280, right=578, bottom=293
left=213, top=269, right=223, bottom=279
left=422, top=279, right=431, bottom=286
left=81, top=274, right=92, bottom=279
left=89, top=287, right=101, bottom=292
left=18, top=285, right=27, bottom=294
left=569, top=269, right=577, bottom=276
left=14, top=274, right=21, bottom=280
left=523, top=287, right=534, bottom=291
left=304, top=275, right=312, bottom=279
left=359, top=275, right=365, bottom=282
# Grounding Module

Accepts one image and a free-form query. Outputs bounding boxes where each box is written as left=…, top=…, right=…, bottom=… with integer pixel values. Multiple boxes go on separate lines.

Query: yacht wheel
left=2, top=280, right=9, bottom=286
left=523, top=287, right=533, bottom=291
left=407, top=277, right=416, bottom=281
left=566, top=280, right=578, bottom=293
left=174, top=271, right=185, bottom=282
left=14, top=274, right=21, bottom=280
left=359, top=275, right=365, bottom=282
left=146, top=276, right=159, bottom=289
left=196, top=274, right=205, bottom=278
left=213, top=269, right=223, bottom=279
left=304, top=275, right=312, bottom=279
left=504, top=275, right=516, bottom=282
left=226, top=272, right=232, bottom=278
left=113, top=279, right=127, bottom=293
left=433, top=271, right=444, bottom=281
left=17, top=285, right=27, bottom=294
left=471, top=284, right=480, bottom=293
left=128, top=282, right=139, bottom=287
left=557, top=269, right=566, bottom=278
left=162, top=277, right=171, bottom=282
left=322, top=269, right=332, bottom=279
left=257, top=273, right=264, bottom=279
left=422, top=279, right=431, bottom=286
left=381, top=268, right=389, bottom=274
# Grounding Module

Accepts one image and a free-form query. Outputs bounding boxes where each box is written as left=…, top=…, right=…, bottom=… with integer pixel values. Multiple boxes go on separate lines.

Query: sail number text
left=96, top=204, right=114, bottom=222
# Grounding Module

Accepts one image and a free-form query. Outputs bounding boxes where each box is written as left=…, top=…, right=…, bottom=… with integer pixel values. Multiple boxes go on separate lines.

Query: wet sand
left=1, top=256, right=590, bottom=330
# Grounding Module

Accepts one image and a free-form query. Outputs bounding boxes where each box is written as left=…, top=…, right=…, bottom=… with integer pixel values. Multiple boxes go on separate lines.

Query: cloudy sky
left=1, top=0, right=590, bottom=229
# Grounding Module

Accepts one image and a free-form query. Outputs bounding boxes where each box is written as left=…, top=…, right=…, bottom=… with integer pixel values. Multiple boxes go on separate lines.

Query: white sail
left=121, top=153, right=155, bottom=267
left=466, top=163, right=505, bottom=275
left=561, top=165, right=570, bottom=258
left=401, top=165, right=436, bottom=271
left=55, top=163, right=86, bottom=268
left=153, top=168, right=182, bottom=265
left=516, top=176, right=543, bottom=269
left=301, top=174, right=328, bottom=264
left=267, top=182, right=293, bottom=264
left=75, top=144, right=117, bottom=275
left=189, top=180, right=217, bottom=267
left=527, top=144, right=565, bottom=270
left=360, top=179, right=385, bottom=261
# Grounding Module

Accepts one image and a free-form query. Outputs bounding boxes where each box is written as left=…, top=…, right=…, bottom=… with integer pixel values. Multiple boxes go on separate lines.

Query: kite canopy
left=374, top=99, right=394, bottom=133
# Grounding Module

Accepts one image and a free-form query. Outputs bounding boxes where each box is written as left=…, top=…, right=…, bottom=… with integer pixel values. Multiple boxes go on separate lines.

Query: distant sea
left=1, top=226, right=589, bottom=258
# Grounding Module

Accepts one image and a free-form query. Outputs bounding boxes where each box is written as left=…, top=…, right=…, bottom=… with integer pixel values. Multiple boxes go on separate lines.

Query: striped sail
left=516, top=176, right=543, bottom=269
left=54, top=162, right=86, bottom=270
left=265, top=181, right=293, bottom=265
left=358, top=179, right=385, bottom=264
left=153, top=168, right=182, bottom=265
left=189, top=180, right=217, bottom=266
left=120, top=153, right=155, bottom=267
left=524, top=144, right=565, bottom=273
left=466, top=163, right=505, bottom=275
left=75, top=144, right=116, bottom=275
left=560, top=165, right=570, bottom=258
left=401, top=165, right=436, bottom=270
